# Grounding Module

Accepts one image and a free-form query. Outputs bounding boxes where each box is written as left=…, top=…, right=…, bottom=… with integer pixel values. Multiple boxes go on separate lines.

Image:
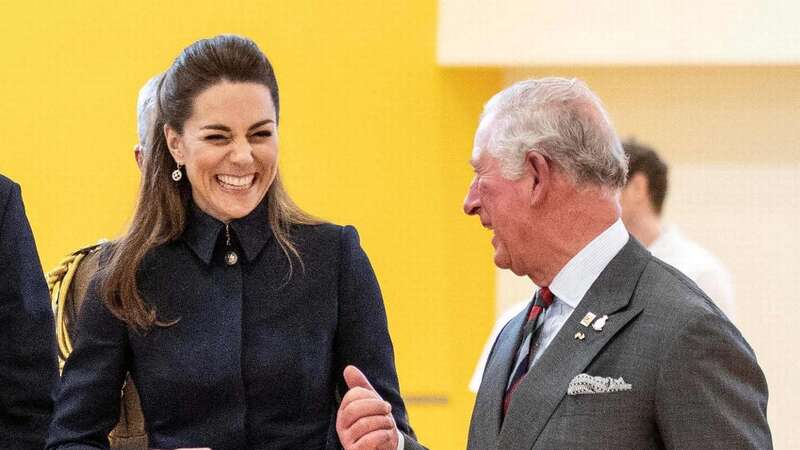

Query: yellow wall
left=1, top=2, right=502, bottom=448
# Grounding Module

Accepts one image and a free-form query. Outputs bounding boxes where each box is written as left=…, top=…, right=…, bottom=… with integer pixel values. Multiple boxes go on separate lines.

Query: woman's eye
left=252, top=130, right=272, bottom=138
left=205, top=134, right=228, bottom=141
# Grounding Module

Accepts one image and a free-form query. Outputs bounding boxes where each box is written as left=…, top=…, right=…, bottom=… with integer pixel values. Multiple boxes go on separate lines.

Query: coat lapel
left=468, top=306, right=529, bottom=450
left=497, top=239, right=651, bottom=450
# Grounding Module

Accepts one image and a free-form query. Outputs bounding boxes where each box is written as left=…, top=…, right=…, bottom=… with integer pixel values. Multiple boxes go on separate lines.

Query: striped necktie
left=503, top=287, right=554, bottom=416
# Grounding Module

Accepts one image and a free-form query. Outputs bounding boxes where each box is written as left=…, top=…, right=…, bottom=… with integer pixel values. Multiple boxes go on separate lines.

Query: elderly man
left=468, top=138, right=738, bottom=394
left=0, top=174, right=58, bottom=449
left=463, top=78, right=770, bottom=449
left=133, top=75, right=160, bottom=167
left=47, top=74, right=160, bottom=449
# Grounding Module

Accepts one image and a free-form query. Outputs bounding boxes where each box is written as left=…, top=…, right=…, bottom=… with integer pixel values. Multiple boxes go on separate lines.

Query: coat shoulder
left=291, top=222, right=361, bottom=249
left=0, top=173, right=16, bottom=191
left=636, top=256, right=731, bottom=330
left=292, top=222, right=345, bottom=238
left=0, top=174, right=18, bottom=208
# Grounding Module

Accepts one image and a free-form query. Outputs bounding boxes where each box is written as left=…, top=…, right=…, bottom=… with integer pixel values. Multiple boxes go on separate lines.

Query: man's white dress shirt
left=505, top=220, right=629, bottom=386
left=469, top=220, right=735, bottom=392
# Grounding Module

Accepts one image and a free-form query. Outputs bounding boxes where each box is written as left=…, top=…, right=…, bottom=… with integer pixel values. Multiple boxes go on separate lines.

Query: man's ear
left=525, top=150, right=550, bottom=205
left=133, top=144, right=144, bottom=170
left=164, top=124, right=184, bottom=164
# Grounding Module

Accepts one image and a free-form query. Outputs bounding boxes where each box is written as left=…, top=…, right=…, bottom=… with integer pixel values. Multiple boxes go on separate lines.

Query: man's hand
left=336, top=365, right=399, bottom=450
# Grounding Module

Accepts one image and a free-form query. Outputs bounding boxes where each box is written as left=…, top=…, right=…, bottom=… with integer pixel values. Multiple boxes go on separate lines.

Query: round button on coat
left=225, top=250, right=238, bottom=266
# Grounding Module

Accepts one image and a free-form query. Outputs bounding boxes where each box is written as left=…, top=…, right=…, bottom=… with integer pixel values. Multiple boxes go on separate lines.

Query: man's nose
left=463, top=179, right=480, bottom=215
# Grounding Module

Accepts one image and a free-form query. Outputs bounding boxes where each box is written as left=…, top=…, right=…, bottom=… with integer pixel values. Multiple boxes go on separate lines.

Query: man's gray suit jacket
left=468, top=238, right=771, bottom=449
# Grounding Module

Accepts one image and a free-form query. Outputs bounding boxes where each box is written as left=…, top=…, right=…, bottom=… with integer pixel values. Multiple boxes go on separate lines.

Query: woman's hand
left=336, top=366, right=399, bottom=450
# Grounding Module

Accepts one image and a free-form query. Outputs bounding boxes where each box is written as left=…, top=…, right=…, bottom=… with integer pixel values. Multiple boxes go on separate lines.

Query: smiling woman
left=46, top=35, right=418, bottom=450
left=166, top=82, right=279, bottom=223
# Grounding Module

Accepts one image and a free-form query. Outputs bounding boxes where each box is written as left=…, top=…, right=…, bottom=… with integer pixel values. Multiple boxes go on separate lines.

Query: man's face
left=619, top=172, right=648, bottom=225
left=463, top=117, right=532, bottom=275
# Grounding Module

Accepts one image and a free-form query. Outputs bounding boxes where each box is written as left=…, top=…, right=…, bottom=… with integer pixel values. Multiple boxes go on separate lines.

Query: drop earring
left=172, top=163, right=183, bottom=182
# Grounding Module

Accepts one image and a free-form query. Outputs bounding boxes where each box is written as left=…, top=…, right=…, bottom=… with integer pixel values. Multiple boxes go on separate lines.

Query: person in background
left=620, top=139, right=735, bottom=319
left=468, top=138, right=737, bottom=394
left=0, top=174, right=59, bottom=449
left=47, top=74, right=161, bottom=449
left=461, top=78, right=769, bottom=448
left=47, top=35, right=418, bottom=449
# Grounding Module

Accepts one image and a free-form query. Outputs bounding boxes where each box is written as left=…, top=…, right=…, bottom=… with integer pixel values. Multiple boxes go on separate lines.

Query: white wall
left=438, top=0, right=800, bottom=65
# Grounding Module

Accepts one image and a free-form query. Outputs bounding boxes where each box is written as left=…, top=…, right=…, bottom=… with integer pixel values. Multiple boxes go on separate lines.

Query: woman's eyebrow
left=248, top=119, right=274, bottom=131
left=199, top=119, right=274, bottom=132
left=200, top=124, right=231, bottom=132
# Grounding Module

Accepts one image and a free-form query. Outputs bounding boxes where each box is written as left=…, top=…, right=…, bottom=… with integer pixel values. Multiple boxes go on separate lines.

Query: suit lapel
left=468, top=307, right=529, bottom=450
left=497, top=239, right=651, bottom=450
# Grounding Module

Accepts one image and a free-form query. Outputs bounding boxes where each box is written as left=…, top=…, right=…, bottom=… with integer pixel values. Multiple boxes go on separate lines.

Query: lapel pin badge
left=574, top=331, right=586, bottom=341
left=592, top=315, right=608, bottom=331
left=579, top=312, right=597, bottom=327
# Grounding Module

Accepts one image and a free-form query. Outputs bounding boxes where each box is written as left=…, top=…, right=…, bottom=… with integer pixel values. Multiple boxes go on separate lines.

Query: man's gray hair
left=136, top=74, right=162, bottom=152
left=480, top=77, right=628, bottom=189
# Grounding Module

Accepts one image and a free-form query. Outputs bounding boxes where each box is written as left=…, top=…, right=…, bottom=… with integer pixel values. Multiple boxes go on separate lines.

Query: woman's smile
left=216, top=173, right=256, bottom=191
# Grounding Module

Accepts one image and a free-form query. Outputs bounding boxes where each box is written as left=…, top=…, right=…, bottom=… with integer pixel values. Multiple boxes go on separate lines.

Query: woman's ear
left=525, top=150, right=550, bottom=206
left=164, top=123, right=184, bottom=164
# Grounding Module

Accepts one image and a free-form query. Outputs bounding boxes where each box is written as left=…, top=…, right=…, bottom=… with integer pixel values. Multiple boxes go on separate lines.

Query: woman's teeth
left=216, top=174, right=254, bottom=189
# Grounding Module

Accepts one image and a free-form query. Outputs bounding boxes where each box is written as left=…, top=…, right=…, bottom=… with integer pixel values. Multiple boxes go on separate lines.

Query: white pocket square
left=567, top=373, right=632, bottom=395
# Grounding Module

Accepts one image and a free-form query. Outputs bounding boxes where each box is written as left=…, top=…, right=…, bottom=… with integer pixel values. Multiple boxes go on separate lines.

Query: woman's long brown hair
left=102, top=35, right=318, bottom=332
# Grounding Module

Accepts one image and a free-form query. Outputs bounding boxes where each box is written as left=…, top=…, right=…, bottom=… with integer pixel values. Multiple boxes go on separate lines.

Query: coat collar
left=496, top=237, right=651, bottom=449
left=182, top=197, right=273, bottom=265
left=549, top=219, right=629, bottom=309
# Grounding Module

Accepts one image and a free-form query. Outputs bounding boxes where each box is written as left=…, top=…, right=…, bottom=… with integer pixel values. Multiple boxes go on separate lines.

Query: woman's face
left=166, top=81, right=278, bottom=223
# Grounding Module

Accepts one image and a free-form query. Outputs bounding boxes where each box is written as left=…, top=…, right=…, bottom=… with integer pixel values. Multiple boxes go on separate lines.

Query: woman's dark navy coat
left=47, top=199, right=413, bottom=449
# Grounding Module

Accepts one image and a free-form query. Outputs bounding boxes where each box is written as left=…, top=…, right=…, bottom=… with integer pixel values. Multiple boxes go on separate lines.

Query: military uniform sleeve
left=0, top=178, right=58, bottom=449
left=655, top=310, right=772, bottom=449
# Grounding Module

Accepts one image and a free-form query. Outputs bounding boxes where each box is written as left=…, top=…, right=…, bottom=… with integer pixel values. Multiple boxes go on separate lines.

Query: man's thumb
left=344, top=365, right=376, bottom=392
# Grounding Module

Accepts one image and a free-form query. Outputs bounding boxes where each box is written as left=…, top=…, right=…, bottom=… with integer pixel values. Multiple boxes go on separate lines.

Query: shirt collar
left=548, top=219, right=630, bottom=309
left=182, top=196, right=273, bottom=265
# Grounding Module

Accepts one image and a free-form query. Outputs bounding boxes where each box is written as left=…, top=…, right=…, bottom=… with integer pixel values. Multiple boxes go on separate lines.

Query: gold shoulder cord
left=46, top=243, right=103, bottom=373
